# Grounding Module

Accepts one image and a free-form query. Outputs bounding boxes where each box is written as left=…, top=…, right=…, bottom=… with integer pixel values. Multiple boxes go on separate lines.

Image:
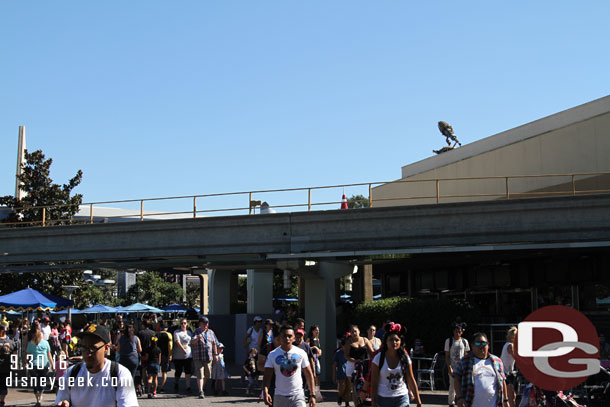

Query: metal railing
left=1, top=172, right=609, bottom=228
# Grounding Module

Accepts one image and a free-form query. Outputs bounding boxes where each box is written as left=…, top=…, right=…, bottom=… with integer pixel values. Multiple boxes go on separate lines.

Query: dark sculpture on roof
left=433, top=121, right=462, bottom=154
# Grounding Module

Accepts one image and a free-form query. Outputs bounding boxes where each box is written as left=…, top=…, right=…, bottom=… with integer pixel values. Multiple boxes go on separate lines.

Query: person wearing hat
left=190, top=316, right=219, bottom=399
left=41, top=316, right=52, bottom=341
left=55, top=324, right=138, bottom=407
left=0, top=324, right=17, bottom=407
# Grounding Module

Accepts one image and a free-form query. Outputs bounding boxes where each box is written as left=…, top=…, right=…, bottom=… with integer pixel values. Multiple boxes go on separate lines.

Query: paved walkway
left=4, top=365, right=449, bottom=406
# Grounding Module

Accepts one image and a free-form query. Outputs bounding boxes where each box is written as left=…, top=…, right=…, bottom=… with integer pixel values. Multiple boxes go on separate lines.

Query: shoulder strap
left=69, top=362, right=83, bottom=385
left=110, top=361, right=119, bottom=389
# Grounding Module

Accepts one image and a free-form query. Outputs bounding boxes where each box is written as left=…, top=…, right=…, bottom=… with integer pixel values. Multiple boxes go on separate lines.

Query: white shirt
left=248, top=326, right=262, bottom=350
left=264, top=345, right=310, bottom=396
left=444, top=337, right=470, bottom=369
left=500, top=342, right=515, bottom=374
left=472, top=357, right=498, bottom=407
left=372, top=352, right=409, bottom=398
left=41, top=324, right=51, bottom=341
left=172, top=330, right=192, bottom=359
left=55, top=360, right=138, bottom=407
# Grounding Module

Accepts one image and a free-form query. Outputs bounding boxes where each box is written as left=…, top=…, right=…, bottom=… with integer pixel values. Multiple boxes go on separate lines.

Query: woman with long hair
left=370, top=322, right=421, bottom=407
left=307, top=325, right=323, bottom=385
left=26, top=326, right=54, bottom=407
left=501, top=326, right=518, bottom=407
left=344, top=324, right=375, bottom=406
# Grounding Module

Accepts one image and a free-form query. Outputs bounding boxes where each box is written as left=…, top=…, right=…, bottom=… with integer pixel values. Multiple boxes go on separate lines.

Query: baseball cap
left=218, top=342, right=224, bottom=349
left=76, top=324, right=111, bottom=344
left=296, top=328, right=306, bottom=336
left=199, top=316, right=209, bottom=323
left=43, top=316, right=50, bottom=322
left=253, top=316, right=263, bottom=322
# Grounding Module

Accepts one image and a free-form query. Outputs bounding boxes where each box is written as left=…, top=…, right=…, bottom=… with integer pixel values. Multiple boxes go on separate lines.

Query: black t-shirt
left=156, top=331, right=172, bottom=356
left=297, top=342, right=315, bottom=361
left=137, top=328, right=155, bottom=353
left=147, top=346, right=161, bottom=364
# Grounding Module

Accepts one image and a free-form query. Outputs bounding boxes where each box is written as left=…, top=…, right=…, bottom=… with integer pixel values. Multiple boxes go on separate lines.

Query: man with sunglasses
left=453, top=332, right=507, bottom=407
left=55, top=324, right=138, bottom=407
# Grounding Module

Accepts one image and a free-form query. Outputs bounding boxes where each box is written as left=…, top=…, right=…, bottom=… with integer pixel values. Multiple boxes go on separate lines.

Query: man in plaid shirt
left=454, top=332, right=508, bottom=407
left=190, top=316, right=219, bottom=399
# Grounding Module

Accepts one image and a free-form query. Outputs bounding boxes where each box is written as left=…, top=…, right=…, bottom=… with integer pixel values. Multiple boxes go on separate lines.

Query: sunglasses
left=473, top=341, right=488, bottom=347
left=78, top=343, right=106, bottom=355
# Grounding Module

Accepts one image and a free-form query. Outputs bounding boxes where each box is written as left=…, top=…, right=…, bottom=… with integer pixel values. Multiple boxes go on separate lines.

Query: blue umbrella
left=51, top=308, right=82, bottom=315
left=161, top=304, right=188, bottom=312
left=0, top=288, right=74, bottom=311
left=80, top=304, right=117, bottom=314
left=122, top=303, right=164, bottom=313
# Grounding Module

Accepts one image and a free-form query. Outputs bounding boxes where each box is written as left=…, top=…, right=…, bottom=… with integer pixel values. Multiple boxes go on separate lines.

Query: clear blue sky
left=2, top=1, right=609, bottom=212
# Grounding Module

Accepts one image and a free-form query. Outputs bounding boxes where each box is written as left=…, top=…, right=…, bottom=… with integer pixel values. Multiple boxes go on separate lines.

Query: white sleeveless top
left=500, top=342, right=515, bottom=374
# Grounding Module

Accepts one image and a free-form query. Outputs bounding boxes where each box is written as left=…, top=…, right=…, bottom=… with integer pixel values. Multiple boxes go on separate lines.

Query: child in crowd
left=333, top=338, right=351, bottom=407
left=212, top=343, right=229, bottom=396
left=146, top=337, right=161, bottom=398
left=243, top=347, right=258, bottom=396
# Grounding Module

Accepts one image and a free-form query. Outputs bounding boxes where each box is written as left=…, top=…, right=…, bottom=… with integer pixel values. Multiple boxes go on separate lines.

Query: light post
left=61, top=285, right=79, bottom=321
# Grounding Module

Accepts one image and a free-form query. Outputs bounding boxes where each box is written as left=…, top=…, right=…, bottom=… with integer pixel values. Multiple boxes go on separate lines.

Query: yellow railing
left=1, top=172, right=609, bottom=228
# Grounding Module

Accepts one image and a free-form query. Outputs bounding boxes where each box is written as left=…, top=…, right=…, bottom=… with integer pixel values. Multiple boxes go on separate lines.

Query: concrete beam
left=246, top=269, right=273, bottom=314
left=2, top=195, right=610, bottom=267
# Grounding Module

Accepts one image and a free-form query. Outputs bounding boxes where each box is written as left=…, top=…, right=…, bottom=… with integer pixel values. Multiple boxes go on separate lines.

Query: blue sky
left=1, top=1, right=609, bottom=214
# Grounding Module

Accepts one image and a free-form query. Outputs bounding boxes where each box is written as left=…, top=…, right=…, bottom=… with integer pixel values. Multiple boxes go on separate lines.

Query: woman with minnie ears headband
left=370, top=322, right=421, bottom=407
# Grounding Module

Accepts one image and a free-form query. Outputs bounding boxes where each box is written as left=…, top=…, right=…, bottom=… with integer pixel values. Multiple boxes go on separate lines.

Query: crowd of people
left=1, top=312, right=608, bottom=407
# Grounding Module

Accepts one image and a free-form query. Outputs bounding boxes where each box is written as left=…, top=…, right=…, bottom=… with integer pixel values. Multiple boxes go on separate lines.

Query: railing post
left=436, top=180, right=440, bottom=203
left=308, top=188, right=311, bottom=212
left=369, top=184, right=373, bottom=208
left=193, top=196, right=197, bottom=218
left=249, top=192, right=252, bottom=215
left=140, top=200, right=144, bottom=221
left=90, top=203, right=94, bottom=224
left=505, top=177, right=510, bottom=199
left=42, top=207, right=46, bottom=227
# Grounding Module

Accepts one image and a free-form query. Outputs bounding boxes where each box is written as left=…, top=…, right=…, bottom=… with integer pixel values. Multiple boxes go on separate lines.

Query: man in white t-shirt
left=453, top=332, right=507, bottom=407
left=55, top=324, right=138, bottom=407
left=263, top=325, right=316, bottom=407
left=445, top=322, right=470, bottom=406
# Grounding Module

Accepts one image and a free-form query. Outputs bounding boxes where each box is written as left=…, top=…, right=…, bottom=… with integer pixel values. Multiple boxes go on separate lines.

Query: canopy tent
left=121, top=303, right=164, bottom=313
left=161, top=304, right=188, bottom=312
left=80, top=304, right=117, bottom=314
left=0, top=288, right=74, bottom=311
left=51, top=308, right=82, bottom=315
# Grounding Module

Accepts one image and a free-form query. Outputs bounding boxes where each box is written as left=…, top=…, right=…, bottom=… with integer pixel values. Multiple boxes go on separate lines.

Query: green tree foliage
left=349, top=296, right=481, bottom=351
left=0, top=149, right=83, bottom=226
left=347, top=194, right=370, bottom=209
left=185, top=282, right=201, bottom=308
left=273, top=270, right=299, bottom=299
left=126, top=271, right=184, bottom=308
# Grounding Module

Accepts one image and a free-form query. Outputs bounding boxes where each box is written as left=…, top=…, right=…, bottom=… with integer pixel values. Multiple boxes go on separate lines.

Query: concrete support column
left=303, top=262, right=353, bottom=382
left=247, top=269, right=274, bottom=314
left=353, top=264, right=373, bottom=304
left=208, top=269, right=231, bottom=315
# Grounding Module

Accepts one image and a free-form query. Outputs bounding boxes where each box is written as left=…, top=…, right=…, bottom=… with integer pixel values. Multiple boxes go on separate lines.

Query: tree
left=126, top=271, right=184, bottom=308
left=347, top=194, right=370, bottom=209
left=0, top=149, right=83, bottom=226
left=185, top=283, right=200, bottom=308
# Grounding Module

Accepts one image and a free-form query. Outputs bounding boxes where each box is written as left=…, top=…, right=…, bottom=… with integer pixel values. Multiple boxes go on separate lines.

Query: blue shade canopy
left=0, top=288, right=74, bottom=311
left=80, top=304, right=117, bottom=314
left=51, top=308, right=82, bottom=315
left=161, top=304, right=187, bottom=312
left=121, top=303, right=164, bottom=313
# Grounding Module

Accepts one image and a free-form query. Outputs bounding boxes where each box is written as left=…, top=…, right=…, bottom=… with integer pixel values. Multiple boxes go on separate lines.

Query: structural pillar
left=303, top=262, right=353, bottom=382
left=247, top=269, right=274, bottom=314
left=208, top=269, right=230, bottom=315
